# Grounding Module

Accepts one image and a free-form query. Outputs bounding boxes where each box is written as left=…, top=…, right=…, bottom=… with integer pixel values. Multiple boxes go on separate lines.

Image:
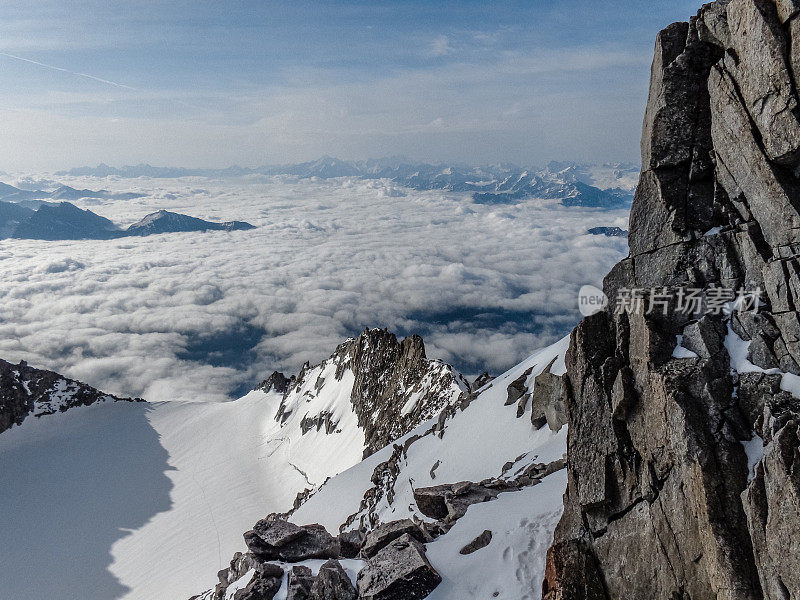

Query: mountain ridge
left=58, top=159, right=639, bottom=208
left=0, top=200, right=255, bottom=240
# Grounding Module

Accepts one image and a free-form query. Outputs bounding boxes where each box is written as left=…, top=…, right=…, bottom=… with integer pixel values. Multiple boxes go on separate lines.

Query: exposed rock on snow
left=308, top=559, right=358, bottom=600
left=244, top=520, right=340, bottom=562
left=0, top=358, right=141, bottom=433
left=414, top=482, right=501, bottom=523
left=286, top=565, right=314, bottom=600
left=458, top=529, right=492, bottom=555
left=545, top=2, right=800, bottom=598
left=232, top=563, right=283, bottom=600
left=359, top=519, right=431, bottom=559
left=194, top=336, right=571, bottom=600
left=356, top=534, right=442, bottom=600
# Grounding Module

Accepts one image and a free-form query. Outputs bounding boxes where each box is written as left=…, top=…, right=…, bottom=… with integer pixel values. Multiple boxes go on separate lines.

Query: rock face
left=544, top=2, right=800, bottom=599
left=0, top=358, right=141, bottom=434
left=339, top=329, right=469, bottom=457
left=273, top=328, right=469, bottom=458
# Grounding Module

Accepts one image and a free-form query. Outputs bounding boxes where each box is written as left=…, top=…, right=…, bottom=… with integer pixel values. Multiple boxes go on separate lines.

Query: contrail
left=0, top=51, right=137, bottom=90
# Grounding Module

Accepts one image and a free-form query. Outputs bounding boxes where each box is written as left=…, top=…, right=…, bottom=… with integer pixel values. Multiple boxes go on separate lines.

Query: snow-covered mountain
left=0, top=328, right=490, bottom=600
left=6, top=3, right=800, bottom=600
left=60, top=158, right=638, bottom=208
left=190, top=335, right=569, bottom=600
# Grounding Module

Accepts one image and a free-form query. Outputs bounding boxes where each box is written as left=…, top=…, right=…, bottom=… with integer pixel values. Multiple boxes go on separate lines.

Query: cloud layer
left=0, top=175, right=628, bottom=401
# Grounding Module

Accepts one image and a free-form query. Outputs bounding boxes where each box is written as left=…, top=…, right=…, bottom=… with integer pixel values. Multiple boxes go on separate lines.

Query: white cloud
left=0, top=175, right=628, bottom=401
left=429, top=35, right=453, bottom=57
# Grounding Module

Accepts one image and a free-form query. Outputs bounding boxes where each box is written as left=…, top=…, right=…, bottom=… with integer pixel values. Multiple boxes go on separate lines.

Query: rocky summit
left=544, top=2, right=800, bottom=599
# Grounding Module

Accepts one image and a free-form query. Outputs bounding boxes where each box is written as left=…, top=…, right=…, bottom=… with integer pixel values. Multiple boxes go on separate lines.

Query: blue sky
left=0, top=0, right=704, bottom=170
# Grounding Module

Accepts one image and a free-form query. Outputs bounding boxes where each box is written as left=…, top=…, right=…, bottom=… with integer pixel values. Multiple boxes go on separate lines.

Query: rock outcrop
left=272, top=328, right=469, bottom=458
left=0, top=358, right=141, bottom=434
left=337, top=329, right=470, bottom=457
left=544, top=2, right=800, bottom=599
left=203, top=518, right=442, bottom=600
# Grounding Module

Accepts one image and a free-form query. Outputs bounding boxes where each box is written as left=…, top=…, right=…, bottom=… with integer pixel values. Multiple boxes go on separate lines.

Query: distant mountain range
left=0, top=201, right=255, bottom=241
left=0, top=182, right=143, bottom=208
left=60, top=158, right=639, bottom=208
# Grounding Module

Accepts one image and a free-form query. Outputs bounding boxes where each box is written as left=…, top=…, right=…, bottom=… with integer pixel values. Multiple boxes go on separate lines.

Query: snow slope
left=0, top=330, right=467, bottom=600
left=425, top=471, right=567, bottom=600
left=290, top=336, right=569, bottom=534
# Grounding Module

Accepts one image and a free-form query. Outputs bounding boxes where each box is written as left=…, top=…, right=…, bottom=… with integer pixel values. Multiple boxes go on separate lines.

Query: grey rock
left=336, top=329, right=468, bottom=457
left=545, top=3, right=800, bottom=599
left=250, top=518, right=306, bottom=548
left=681, top=316, right=726, bottom=359
left=529, top=370, right=566, bottom=431
left=743, top=416, right=800, bottom=600
left=0, top=358, right=141, bottom=434
left=413, top=482, right=500, bottom=523
left=255, top=371, right=293, bottom=395
left=244, top=521, right=339, bottom=562
left=698, top=0, right=733, bottom=46
left=308, top=560, right=357, bottom=600
left=709, top=59, right=800, bottom=250
left=337, top=530, right=366, bottom=559
left=611, top=366, right=636, bottom=421
left=459, top=530, right=492, bottom=555
left=775, top=0, right=800, bottom=22
left=232, top=564, right=283, bottom=600
left=286, top=565, right=314, bottom=600
left=357, top=534, right=442, bottom=600
left=505, top=365, right=533, bottom=406
left=727, top=0, right=800, bottom=166
left=360, top=519, right=431, bottom=559
left=515, top=391, right=530, bottom=418
left=469, top=371, right=493, bottom=391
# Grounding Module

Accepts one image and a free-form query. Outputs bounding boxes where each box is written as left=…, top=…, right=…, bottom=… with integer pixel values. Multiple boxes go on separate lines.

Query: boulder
left=459, top=530, right=493, bottom=555
left=360, top=519, right=431, bottom=559
left=250, top=518, right=305, bottom=548
left=286, top=565, right=314, bottom=600
left=308, top=560, right=357, bottom=600
left=681, top=316, right=727, bottom=362
left=232, top=564, right=283, bottom=600
left=244, top=520, right=339, bottom=562
left=413, top=482, right=499, bottom=522
left=504, top=366, right=533, bottom=405
left=337, top=530, right=366, bottom=559
left=357, top=534, right=441, bottom=600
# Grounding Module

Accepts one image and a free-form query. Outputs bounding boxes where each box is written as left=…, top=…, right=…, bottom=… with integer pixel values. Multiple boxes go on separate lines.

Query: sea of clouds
left=0, top=174, right=629, bottom=402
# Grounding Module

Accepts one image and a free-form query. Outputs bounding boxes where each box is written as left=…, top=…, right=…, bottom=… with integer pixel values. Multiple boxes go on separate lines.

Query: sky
left=0, top=0, right=704, bottom=170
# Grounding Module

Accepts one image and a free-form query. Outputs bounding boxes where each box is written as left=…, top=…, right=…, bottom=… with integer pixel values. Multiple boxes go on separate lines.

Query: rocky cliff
left=270, top=328, right=470, bottom=459
left=544, top=2, right=800, bottom=599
